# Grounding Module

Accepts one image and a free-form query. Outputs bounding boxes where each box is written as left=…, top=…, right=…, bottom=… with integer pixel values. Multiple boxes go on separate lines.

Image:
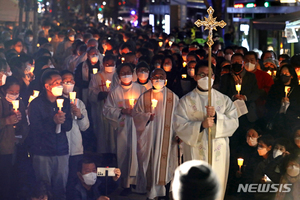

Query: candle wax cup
left=106, top=80, right=111, bottom=88
left=93, top=68, right=98, bottom=74
left=151, top=99, right=158, bottom=108
left=237, top=158, right=244, bottom=166
left=129, top=99, right=135, bottom=106
left=12, top=100, right=19, bottom=110
left=33, top=90, right=39, bottom=97
left=182, top=74, right=187, bottom=79
left=69, top=92, right=76, bottom=101
left=56, top=99, right=64, bottom=110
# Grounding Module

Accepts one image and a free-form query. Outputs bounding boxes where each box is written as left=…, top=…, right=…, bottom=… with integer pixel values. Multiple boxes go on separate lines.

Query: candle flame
left=151, top=99, right=158, bottom=108
left=106, top=80, right=111, bottom=88
left=12, top=100, right=19, bottom=111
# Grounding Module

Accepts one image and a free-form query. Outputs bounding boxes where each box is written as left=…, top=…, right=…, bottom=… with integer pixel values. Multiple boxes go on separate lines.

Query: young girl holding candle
left=0, top=76, right=29, bottom=200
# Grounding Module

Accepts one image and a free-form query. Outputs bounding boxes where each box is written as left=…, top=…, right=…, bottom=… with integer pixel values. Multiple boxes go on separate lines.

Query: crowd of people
left=0, top=16, right=300, bottom=200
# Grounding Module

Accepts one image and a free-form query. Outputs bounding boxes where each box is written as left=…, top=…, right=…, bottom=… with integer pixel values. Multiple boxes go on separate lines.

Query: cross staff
left=194, top=6, right=226, bottom=166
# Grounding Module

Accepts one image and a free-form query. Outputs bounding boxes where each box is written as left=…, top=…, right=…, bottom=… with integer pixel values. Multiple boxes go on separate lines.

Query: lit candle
left=273, top=70, right=277, bottom=76
left=168, top=41, right=173, bottom=47
left=129, top=99, right=135, bottom=108
left=69, top=92, right=76, bottom=104
left=267, top=70, right=272, bottom=76
left=33, top=90, right=39, bottom=97
left=183, top=62, right=187, bottom=68
left=93, top=68, right=98, bottom=74
left=151, top=99, right=158, bottom=113
left=30, top=66, right=34, bottom=73
left=37, top=43, right=40, bottom=48
left=236, top=84, right=241, bottom=95
left=181, top=74, right=187, bottom=79
left=12, top=100, right=19, bottom=111
left=56, top=99, right=64, bottom=133
left=237, top=158, right=244, bottom=172
left=28, top=95, right=35, bottom=103
left=285, top=86, right=291, bottom=97
left=48, top=37, right=52, bottom=42
left=106, top=80, right=111, bottom=89
left=56, top=99, right=64, bottom=111
left=158, top=41, right=163, bottom=47
left=121, top=57, right=125, bottom=63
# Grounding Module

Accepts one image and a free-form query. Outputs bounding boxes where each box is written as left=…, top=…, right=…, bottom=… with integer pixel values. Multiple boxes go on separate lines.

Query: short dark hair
left=116, top=63, right=134, bottom=75
left=103, top=54, right=116, bottom=63
left=3, top=76, right=20, bottom=91
left=244, top=51, right=258, bottom=61
left=41, top=69, right=60, bottom=86
left=262, top=50, right=277, bottom=60
left=290, top=54, right=300, bottom=68
left=60, top=70, right=73, bottom=78
left=77, top=157, right=96, bottom=173
left=257, top=134, right=274, bottom=147
left=231, top=53, right=244, bottom=61
left=194, top=60, right=215, bottom=75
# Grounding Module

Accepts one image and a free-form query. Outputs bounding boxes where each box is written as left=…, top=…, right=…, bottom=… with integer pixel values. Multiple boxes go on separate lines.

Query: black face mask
left=281, top=74, right=291, bottom=84
left=231, top=63, right=243, bottom=73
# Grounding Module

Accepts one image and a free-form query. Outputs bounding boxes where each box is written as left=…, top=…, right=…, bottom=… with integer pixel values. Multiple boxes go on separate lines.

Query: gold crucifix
left=194, top=6, right=226, bottom=166
left=194, top=6, right=226, bottom=48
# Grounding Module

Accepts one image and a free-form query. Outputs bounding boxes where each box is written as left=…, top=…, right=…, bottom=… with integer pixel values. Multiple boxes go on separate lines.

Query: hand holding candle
left=106, top=80, right=111, bottom=89
left=181, top=74, right=187, bottom=79
left=183, top=62, right=187, bottom=68
left=267, top=70, right=272, bottom=76
left=237, top=158, right=244, bottom=172
left=236, top=84, right=241, bottom=95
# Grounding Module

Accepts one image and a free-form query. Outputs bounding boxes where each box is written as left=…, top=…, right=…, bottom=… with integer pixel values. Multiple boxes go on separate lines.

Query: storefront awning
left=253, top=11, right=300, bottom=30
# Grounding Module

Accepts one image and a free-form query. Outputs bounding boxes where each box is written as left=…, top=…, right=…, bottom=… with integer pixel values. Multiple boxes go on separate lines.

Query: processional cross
left=194, top=6, right=226, bottom=166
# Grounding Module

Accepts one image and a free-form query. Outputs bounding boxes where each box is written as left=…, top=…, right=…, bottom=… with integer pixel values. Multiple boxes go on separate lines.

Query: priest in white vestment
left=89, top=55, right=116, bottom=154
left=132, top=68, right=178, bottom=199
left=173, top=60, right=239, bottom=200
left=103, top=63, right=146, bottom=195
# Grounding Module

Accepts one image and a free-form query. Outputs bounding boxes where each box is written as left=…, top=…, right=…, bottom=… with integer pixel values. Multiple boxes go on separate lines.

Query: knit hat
left=172, top=160, right=220, bottom=200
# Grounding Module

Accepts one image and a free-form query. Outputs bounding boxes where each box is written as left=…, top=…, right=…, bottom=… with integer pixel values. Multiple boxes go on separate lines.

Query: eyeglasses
left=196, top=73, right=215, bottom=78
left=62, top=80, right=75, bottom=85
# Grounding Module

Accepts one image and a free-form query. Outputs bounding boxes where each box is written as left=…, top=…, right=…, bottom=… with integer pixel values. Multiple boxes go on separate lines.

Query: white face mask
left=50, top=51, right=54, bottom=57
left=197, top=77, right=214, bottom=90
left=7, top=71, right=12, bottom=76
left=273, top=149, right=283, bottom=158
left=225, top=54, right=232, bottom=61
left=247, top=137, right=258, bottom=147
left=245, top=62, right=256, bottom=72
left=152, top=79, right=165, bottom=90
left=6, top=93, right=19, bottom=102
left=138, top=72, right=149, bottom=80
left=2, top=74, right=7, bottom=85
left=49, top=64, right=55, bottom=69
left=287, top=165, right=300, bottom=177
left=187, top=68, right=195, bottom=77
left=90, top=55, right=99, bottom=63
left=51, top=85, right=63, bottom=97
left=257, top=147, right=268, bottom=156
left=105, top=66, right=115, bottom=73
left=163, top=64, right=172, bottom=72
left=120, top=75, right=132, bottom=84
left=82, top=172, right=97, bottom=186
left=28, top=37, right=33, bottom=42
left=63, top=83, right=74, bottom=94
